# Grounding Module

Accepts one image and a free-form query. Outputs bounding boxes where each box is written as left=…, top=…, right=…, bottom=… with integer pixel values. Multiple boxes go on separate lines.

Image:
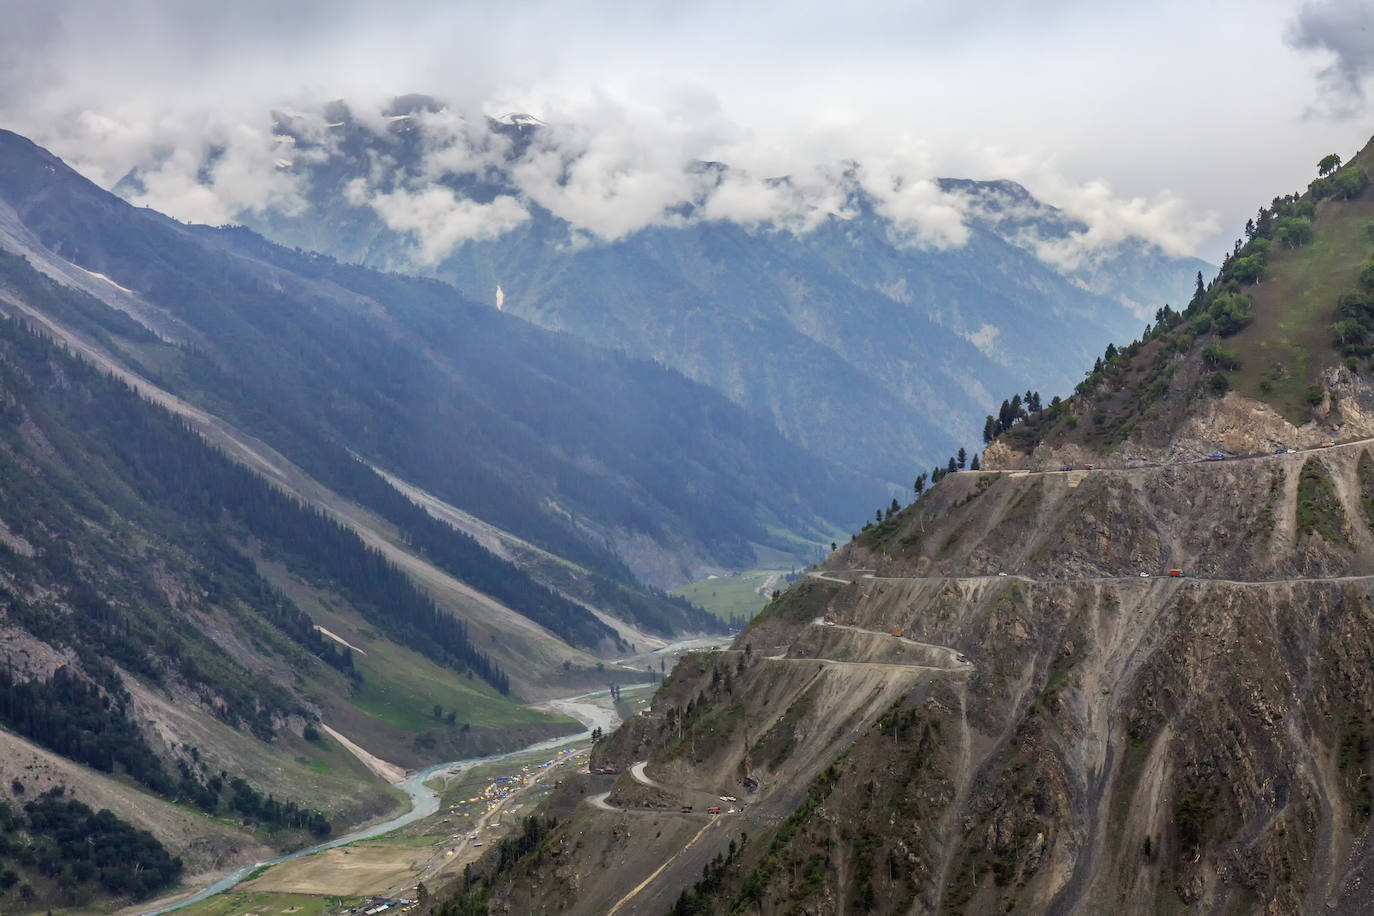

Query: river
left=142, top=685, right=640, bottom=915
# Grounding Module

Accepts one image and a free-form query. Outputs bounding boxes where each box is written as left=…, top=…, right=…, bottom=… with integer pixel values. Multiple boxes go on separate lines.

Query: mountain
left=427, top=136, right=1374, bottom=914
left=0, top=128, right=874, bottom=591
left=0, top=258, right=549, bottom=908
left=0, top=126, right=888, bottom=908
left=155, top=97, right=1212, bottom=483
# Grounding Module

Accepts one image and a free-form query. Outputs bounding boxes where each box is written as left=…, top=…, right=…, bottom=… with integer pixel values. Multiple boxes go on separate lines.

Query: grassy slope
left=257, top=562, right=575, bottom=733
left=1232, top=139, right=1374, bottom=417
left=173, top=890, right=366, bottom=916
left=992, top=137, right=1374, bottom=458
left=672, top=571, right=776, bottom=621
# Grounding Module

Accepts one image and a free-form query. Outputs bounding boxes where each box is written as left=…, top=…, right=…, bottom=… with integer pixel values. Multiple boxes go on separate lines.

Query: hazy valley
left=0, top=13, right=1367, bottom=912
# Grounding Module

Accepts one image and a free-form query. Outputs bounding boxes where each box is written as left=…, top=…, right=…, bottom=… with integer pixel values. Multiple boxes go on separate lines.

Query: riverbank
left=135, top=686, right=643, bottom=916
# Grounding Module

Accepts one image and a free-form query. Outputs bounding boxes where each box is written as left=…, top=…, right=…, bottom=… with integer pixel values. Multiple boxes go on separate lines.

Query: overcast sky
left=2, top=0, right=1374, bottom=261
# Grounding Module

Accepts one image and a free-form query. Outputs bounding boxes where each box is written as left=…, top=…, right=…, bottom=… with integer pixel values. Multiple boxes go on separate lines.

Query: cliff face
left=445, top=449, right=1374, bottom=915
left=434, top=140, right=1374, bottom=916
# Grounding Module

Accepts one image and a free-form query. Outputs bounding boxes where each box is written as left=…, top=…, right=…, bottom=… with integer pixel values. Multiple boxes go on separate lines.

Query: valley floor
left=129, top=687, right=644, bottom=916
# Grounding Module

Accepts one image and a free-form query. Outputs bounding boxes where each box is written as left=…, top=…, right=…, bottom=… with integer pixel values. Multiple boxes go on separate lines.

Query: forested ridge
left=0, top=128, right=866, bottom=596
left=0, top=247, right=717, bottom=641
left=0, top=787, right=183, bottom=905
left=0, top=290, right=511, bottom=694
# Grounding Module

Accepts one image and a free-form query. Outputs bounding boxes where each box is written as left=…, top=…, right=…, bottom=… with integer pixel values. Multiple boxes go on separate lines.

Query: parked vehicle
left=1207, top=453, right=1223, bottom=461
left=891, top=628, right=902, bottom=637
left=1322, top=441, right=1336, bottom=448
left=708, top=806, right=721, bottom=815
left=681, top=805, right=693, bottom=813
left=1168, top=569, right=1185, bottom=577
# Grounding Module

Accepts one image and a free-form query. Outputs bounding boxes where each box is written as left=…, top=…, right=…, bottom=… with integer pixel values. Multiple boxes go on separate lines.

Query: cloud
left=1, top=0, right=1364, bottom=264
left=1020, top=181, right=1217, bottom=271
left=119, top=121, right=306, bottom=225
left=697, top=168, right=855, bottom=235
left=1287, top=0, right=1374, bottom=115
left=962, top=323, right=1001, bottom=358
left=859, top=165, right=970, bottom=249
left=949, top=155, right=1219, bottom=271
left=346, top=180, right=529, bottom=263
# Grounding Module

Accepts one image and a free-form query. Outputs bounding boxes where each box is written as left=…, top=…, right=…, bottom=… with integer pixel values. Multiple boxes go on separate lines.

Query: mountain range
left=429, top=133, right=1374, bottom=915
left=117, top=96, right=1212, bottom=484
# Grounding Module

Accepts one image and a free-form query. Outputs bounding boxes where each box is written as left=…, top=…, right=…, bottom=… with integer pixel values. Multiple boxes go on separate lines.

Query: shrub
left=1209, top=292, right=1254, bottom=336
left=1334, top=167, right=1370, bottom=200
left=1201, top=344, right=1241, bottom=370
left=1360, top=260, right=1374, bottom=292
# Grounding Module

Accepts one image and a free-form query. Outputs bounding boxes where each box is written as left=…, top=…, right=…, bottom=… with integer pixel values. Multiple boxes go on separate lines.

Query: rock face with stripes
left=442, top=132, right=1374, bottom=915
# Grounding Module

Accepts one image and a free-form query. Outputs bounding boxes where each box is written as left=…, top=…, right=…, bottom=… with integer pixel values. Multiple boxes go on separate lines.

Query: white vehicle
left=997, top=572, right=1008, bottom=577
left=1139, top=572, right=1149, bottom=577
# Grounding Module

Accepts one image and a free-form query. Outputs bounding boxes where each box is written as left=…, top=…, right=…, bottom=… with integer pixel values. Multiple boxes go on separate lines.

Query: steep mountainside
left=135, top=97, right=1209, bottom=482
left=426, top=136, right=1374, bottom=915
left=0, top=128, right=872, bottom=591
left=0, top=127, right=881, bottom=909
left=0, top=295, right=560, bottom=909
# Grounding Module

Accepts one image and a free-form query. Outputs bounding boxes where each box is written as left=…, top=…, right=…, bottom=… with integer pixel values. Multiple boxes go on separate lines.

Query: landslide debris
left=427, top=135, right=1374, bottom=916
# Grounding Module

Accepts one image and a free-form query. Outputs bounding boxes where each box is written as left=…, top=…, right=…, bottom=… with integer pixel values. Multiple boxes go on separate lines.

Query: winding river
left=143, top=686, right=637, bottom=915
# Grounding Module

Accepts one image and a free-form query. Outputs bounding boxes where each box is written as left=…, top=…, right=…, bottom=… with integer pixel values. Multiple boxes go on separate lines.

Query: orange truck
left=1168, top=569, right=1185, bottom=577
left=891, top=628, right=902, bottom=637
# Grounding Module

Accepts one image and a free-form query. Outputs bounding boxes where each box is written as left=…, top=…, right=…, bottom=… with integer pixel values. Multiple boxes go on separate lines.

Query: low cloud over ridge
left=1287, top=0, right=1374, bottom=116
left=5, top=0, right=1371, bottom=265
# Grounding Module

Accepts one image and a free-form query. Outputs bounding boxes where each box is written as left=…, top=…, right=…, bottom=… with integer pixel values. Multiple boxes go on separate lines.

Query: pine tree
left=957, top=447, right=967, bottom=469
left=970, top=454, right=981, bottom=471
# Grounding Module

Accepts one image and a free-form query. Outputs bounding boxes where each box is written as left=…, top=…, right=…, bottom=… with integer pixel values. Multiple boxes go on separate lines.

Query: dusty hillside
left=854, top=447, right=1374, bottom=583
left=432, top=440, right=1374, bottom=915
left=425, top=138, right=1374, bottom=916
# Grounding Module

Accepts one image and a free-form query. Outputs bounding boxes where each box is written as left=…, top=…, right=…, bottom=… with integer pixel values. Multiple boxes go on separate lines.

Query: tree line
left=0, top=307, right=510, bottom=695
left=0, top=787, right=182, bottom=903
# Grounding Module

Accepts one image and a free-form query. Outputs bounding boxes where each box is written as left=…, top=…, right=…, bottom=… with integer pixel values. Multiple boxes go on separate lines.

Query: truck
left=891, top=628, right=902, bottom=637
left=708, top=806, right=722, bottom=815
left=1168, top=569, right=1185, bottom=578
left=681, top=805, right=694, bottom=813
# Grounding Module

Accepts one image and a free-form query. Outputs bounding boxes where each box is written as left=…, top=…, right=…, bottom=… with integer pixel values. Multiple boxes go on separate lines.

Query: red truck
left=1168, top=569, right=1185, bottom=578
left=708, top=806, right=722, bottom=815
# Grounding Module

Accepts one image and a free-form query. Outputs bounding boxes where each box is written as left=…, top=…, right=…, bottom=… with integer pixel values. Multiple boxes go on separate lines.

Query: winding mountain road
left=976, top=432, right=1369, bottom=476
